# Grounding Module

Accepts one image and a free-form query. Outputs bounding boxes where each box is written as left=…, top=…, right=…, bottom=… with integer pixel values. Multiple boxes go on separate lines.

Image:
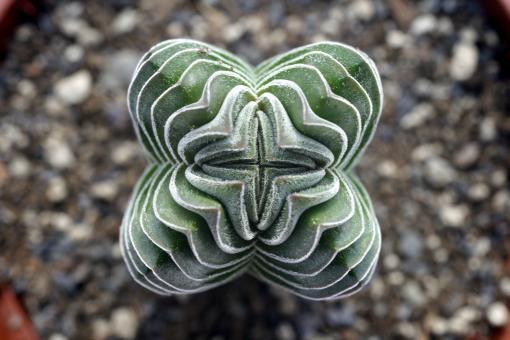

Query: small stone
left=166, top=22, right=185, bottom=37
left=329, top=304, right=356, bottom=327
left=424, top=157, right=456, bottom=187
left=480, top=117, right=497, bottom=141
left=492, top=190, right=509, bottom=212
left=44, top=96, right=66, bottom=117
left=64, top=44, right=84, bottom=63
left=68, top=223, right=93, bottom=242
left=450, top=41, right=478, bottom=81
left=92, top=318, right=111, bottom=340
left=46, top=176, right=68, bottom=202
left=467, top=183, right=490, bottom=201
left=54, top=70, right=92, bottom=105
left=388, top=271, right=405, bottom=285
left=399, top=231, right=423, bottom=259
left=439, top=204, right=468, bottom=227
left=454, top=143, right=480, bottom=168
left=487, top=302, right=509, bottom=327
left=78, top=26, right=103, bottom=46
left=411, top=143, right=443, bottom=162
left=383, top=253, right=400, bottom=270
left=348, top=0, right=375, bottom=21
left=8, top=156, right=31, bottom=178
left=17, top=80, right=36, bottom=99
left=223, top=22, right=245, bottom=43
left=400, top=103, right=434, bottom=129
left=48, top=334, right=67, bottom=340
left=111, top=307, right=139, bottom=339
left=491, top=169, right=507, bottom=187
left=428, top=314, right=448, bottom=335
left=276, top=322, right=295, bottom=340
left=90, top=179, right=119, bottom=201
left=100, top=50, right=141, bottom=91
left=500, top=277, right=510, bottom=297
left=0, top=123, right=29, bottom=152
left=112, top=9, right=141, bottom=35
left=410, top=15, right=437, bottom=35
left=50, top=212, right=73, bottom=232
left=449, top=306, right=481, bottom=334
left=112, top=141, right=140, bottom=165
left=377, top=160, right=398, bottom=178
left=386, top=30, right=410, bottom=49
left=44, top=136, right=75, bottom=169
left=402, top=281, right=427, bottom=307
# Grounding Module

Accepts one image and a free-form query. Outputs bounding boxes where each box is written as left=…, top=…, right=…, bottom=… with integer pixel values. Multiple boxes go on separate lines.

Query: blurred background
left=0, top=0, right=509, bottom=339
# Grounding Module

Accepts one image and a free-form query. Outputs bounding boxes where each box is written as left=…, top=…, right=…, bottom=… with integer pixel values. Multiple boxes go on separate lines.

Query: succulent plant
left=120, top=39, right=383, bottom=300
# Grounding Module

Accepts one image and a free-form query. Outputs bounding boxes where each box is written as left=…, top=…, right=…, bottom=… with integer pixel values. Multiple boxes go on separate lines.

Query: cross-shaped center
left=183, top=94, right=334, bottom=240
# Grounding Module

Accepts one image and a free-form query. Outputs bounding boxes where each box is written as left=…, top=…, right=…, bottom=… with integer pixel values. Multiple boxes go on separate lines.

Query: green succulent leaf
left=121, top=39, right=383, bottom=300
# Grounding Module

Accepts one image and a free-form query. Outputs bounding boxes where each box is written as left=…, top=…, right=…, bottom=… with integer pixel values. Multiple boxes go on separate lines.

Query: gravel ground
left=1, top=0, right=509, bottom=339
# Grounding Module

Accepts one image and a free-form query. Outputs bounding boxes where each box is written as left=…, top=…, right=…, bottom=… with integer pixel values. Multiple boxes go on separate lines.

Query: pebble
left=92, top=318, right=111, bottom=340
left=449, top=306, right=480, bottom=334
left=439, top=204, right=469, bottom=227
left=46, top=176, right=68, bottom=202
left=54, top=70, right=92, bottom=105
left=428, top=314, right=448, bottom=335
left=410, top=15, right=437, bottom=35
left=454, top=143, right=480, bottom=168
left=491, top=169, right=507, bottom=187
left=111, top=307, right=139, bottom=339
left=383, top=253, right=400, bottom=270
left=486, top=302, right=509, bottom=327
left=100, top=50, right=141, bottom=91
left=468, top=183, right=490, bottom=201
left=424, top=157, right=456, bottom=187
left=112, top=141, right=140, bottom=165
left=386, top=30, right=410, bottom=49
left=276, top=322, right=295, bottom=340
left=500, top=277, right=510, bottom=297
left=348, top=0, right=375, bottom=21
left=492, top=190, right=509, bottom=211
left=450, top=41, right=479, bottom=81
left=398, top=231, right=423, bottom=259
left=90, top=179, right=119, bottom=201
left=8, top=156, right=31, bottom=178
left=64, top=44, right=84, bottom=63
left=411, top=143, right=442, bottom=162
left=326, top=305, right=355, bottom=327
left=48, top=334, right=68, bottom=340
left=402, top=281, right=426, bottom=307
left=44, top=136, right=75, bottom=169
left=112, top=9, right=141, bottom=35
left=400, top=103, right=434, bottom=129
left=480, top=117, right=497, bottom=141
left=59, top=18, right=103, bottom=46
left=0, top=123, right=29, bottom=152
left=377, top=160, right=398, bottom=178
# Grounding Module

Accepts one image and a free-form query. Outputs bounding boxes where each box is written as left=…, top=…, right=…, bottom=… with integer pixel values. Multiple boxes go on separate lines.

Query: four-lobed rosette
left=120, top=39, right=383, bottom=300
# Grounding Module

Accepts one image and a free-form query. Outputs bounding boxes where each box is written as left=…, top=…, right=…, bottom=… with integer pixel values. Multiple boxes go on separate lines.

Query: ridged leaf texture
left=120, top=39, right=383, bottom=300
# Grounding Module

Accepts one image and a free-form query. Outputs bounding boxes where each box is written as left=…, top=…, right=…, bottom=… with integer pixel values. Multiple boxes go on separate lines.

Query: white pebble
left=439, top=204, right=468, bottom=227
left=487, top=302, right=509, bottom=327
left=44, top=136, right=75, bottom=169
left=111, top=307, right=139, bottom=340
left=54, top=70, right=92, bottom=105
left=424, top=157, right=456, bottom=187
left=386, top=30, right=410, bottom=49
left=450, top=42, right=478, bottom=81
left=46, top=176, right=68, bottom=202
left=400, top=103, right=435, bottom=129
left=112, top=9, right=140, bottom=35
left=410, top=15, right=437, bottom=35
